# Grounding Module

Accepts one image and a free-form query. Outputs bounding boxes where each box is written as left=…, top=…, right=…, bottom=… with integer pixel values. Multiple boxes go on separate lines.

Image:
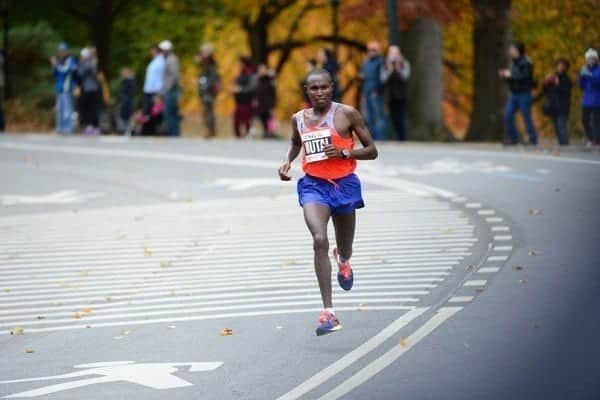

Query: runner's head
left=304, top=68, right=334, bottom=109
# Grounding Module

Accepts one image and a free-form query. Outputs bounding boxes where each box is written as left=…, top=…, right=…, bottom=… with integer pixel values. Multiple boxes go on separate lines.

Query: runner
left=278, top=68, right=378, bottom=336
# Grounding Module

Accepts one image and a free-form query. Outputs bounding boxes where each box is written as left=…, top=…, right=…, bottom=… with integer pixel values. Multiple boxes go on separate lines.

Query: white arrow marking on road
left=0, top=190, right=104, bottom=206
left=0, top=361, right=223, bottom=398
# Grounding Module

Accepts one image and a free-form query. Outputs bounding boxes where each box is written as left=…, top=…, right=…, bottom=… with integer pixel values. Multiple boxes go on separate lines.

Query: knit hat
left=585, top=48, right=598, bottom=60
left=158, top=40, right=173, bottom=51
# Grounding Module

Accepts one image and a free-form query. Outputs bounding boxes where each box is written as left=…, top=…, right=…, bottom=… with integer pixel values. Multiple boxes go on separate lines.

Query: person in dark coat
left=233, top=56, right=256, bottom=138
left=381, top=45, right=411, bottom=141
left=541, top=58, right=572, bottom=146
left=254, top=64, right=277, bottom=139
left=317, top=48, right=341, bottom=101
left=119, top=67, right=136, bottom=132
left=500, top=41, right=538, bottom=145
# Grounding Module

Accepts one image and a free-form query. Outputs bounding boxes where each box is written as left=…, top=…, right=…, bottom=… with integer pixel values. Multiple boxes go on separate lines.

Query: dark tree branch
left=269, top=35, right=366, bottom=53
left=111, top=0, right=132, bottom=18
left=61, top=0, right=93, bottom=23
left=274, top=3, right=327, bottom=73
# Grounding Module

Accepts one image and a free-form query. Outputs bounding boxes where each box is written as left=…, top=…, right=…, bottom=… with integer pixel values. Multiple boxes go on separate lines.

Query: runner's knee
left=312, top=233, right=329, bottom=252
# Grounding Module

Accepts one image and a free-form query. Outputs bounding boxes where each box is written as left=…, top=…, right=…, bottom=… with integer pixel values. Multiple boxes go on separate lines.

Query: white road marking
left=448, top=296, right=473, bottom=303
left=493, top=245, right=513, bottom=251
left=0, top=190, right=104, bottom=206
left=478, top=267, right=500, bottom=273
left=486, top=217, right=504, bottom=223
left=491, top=226, right=510, bottom=232
left=318, top=307, right=462, bottom=400
left=477, top=210, right=495, bottom=216
left=488, top=255, right=509, bottom=261
left=463, top=280, right=487, bottom=287
left=276, top=308, right=428, bottom=400
left=0, top=361, right=223, bottom=398
left=465, top=203, right=481, bottom=208
left=493, top=235, right=513, bottom=241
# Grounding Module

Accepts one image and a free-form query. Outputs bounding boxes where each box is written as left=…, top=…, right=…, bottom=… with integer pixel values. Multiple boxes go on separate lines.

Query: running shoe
left=316, top=311, right=342, bottom=336
left=333, top=248, right=354, bottom=291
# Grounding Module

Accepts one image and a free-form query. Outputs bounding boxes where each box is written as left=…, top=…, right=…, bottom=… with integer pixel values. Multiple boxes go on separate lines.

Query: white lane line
left=0, top=306, right=414, bottom=335
left=477, top=210, right=495, bottom=216
left=448, top=296, right=473, bottom=303
left=451, top=197, right=467, bottom=203
left=0, top=284, right=435, bottom=308
left=488, top=255, right=509, bottom=262
left=0, top=276, right=446, bottom=297
left=276, top=308, right=428, bottom=400
left=0, top=299, right=419, bottom=329
left=493, top=245, right=513, bottom=251
left=0, top=290, right=427, bottom=317
left=486, top=217, right=504, bottom=223
left=478, top=267, right=500, bottom=273
left=463, top=280, right=487, bottom=287
left=493, top=235, right=512, bottom=241
left=2, top=271, right=451, bottom=291
left=465, top=203, right=481, bottom=208
left=318, top=307, right=462, bottom=400
left=0, top=294, right=422, bottom=320
left=491, top=226, right=510, bottom=232
left=0, top=240, right=477, bottom=264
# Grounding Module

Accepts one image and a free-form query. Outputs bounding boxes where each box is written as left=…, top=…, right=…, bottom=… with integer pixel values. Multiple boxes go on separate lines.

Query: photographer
left=381, top=45, right=410, bottom=141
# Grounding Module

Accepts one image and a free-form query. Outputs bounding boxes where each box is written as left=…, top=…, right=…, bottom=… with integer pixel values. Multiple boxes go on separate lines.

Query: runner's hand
left=279, top=162, right=292, bottom=181
left=324, top=144, right=341, bottom=159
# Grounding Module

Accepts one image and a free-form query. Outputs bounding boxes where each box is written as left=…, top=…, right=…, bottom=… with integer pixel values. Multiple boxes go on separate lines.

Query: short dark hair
left=512, top=41, right=525, bottom=55
left=556, top=57, right=570, bottom=69
left=305, top=68, right=332, bottom=83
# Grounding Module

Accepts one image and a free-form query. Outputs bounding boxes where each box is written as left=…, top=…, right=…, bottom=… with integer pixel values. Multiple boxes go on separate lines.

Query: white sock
left=325, top=308, right=335, bottom=315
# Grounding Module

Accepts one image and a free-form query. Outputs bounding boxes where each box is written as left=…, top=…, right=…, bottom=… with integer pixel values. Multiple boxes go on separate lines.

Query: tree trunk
left=401, top=17, right=444, bottom=140
left=246, top=17, right=269, bottom=64
left=465, top=0, right=511, bottom=142
left=90, top=0, right=113, bottom=77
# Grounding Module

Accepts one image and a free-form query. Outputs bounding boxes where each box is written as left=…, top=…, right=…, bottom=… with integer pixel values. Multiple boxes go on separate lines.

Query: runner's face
left=305, top=75, right=333, bottom=108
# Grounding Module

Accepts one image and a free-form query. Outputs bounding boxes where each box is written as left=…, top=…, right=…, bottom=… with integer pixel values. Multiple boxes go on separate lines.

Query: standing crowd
left=49, top=37, right=600, bottom=145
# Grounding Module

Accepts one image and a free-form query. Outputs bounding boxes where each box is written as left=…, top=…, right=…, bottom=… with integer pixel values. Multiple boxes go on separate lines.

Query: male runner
left=278, top=69, right=378, bottom=336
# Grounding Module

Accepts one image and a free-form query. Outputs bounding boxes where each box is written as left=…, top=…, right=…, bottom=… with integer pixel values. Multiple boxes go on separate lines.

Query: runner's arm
left=346, top=106, right=378, bottom=160
left=279, top=116, right=302, bottom=181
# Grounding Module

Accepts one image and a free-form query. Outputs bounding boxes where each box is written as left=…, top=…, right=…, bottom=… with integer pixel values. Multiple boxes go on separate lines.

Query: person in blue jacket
left=579, top=48, right=600, bottom=146
left=360, top=41, right=387, bottom=140
left=50, top=42, right=77, bottom=134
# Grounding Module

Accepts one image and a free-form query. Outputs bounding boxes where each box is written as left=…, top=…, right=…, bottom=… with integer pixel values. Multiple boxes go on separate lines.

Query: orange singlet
left=295, top=102, right=356, bottom=180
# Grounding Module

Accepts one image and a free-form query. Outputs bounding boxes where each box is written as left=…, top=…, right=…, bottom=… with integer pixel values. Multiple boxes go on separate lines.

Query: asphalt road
left=0, top=134, right=598, bottom=400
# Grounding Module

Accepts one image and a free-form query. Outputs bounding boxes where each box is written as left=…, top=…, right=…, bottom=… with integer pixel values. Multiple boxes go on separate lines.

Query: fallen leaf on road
left=399, top=338, right=408, bottom=347
left=475, top=288, right=485, bottom=293
left=73, top=312, right=83, bottom=319
left=440, top=228, right=453, bottom=233
left=86, top=325, right=92, bottom=329
left=220, top=328, right=233, bottom=336
left=4, top=289, right=11, bottom=293
left=528, top=250, right=539, bottom=256
left=10, top=327, right=25, bottom=335
left=25, top=349, right=35, bottom=354
left=36, top=316, right=45, bottom=320
left=513, top=265, right=524, bottom=271
left=528, top=209, right=542, bottom=215
left=121, top=329, right=131, bottom=336
left=185, top=197, right=193, bottom=203
left=82, top=307, right=93, bottom=314
left=143, top=247, right=153, bottom=257
left=105, top=296, right=112, bottom=302
left=519, top=279, right=527, bottom=284
left=168, top=290, right=176, bottom=296
left=160, top=261, right=172, bottom=268
left=79, top=270, right=90, bottom=276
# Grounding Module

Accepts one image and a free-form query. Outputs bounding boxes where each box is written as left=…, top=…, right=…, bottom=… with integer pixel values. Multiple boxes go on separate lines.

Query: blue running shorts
left=297, top=173, right=365, bottom=215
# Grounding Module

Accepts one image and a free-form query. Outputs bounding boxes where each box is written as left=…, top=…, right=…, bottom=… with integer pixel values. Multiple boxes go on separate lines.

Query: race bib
left=301, top=128, right=332, bottom=163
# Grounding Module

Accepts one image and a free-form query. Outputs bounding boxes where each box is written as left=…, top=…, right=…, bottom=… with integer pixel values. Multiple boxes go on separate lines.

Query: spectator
left=159, top=40, right=181, bottom=136
left=233, top=56, right=257, bottom=138
left=78, top=47, right=101, bottom=135
left=500, top=41, right=538, bottom=145
left=50, top=42, right=77, bottom=134
left=316, top=48, right=341, bottom=101
left=541, top=59, right=572, bottom=146
left=196, top=43, right=220, bottom=138
left=143, top=45, right=165, bottom=116
left=381, top=45, right=410, bottom=141
left=119, top=67, right=136, bottom=132
left=579, top=48, right=600, bottom=146
left=254, top=64, right=277, bottom=139
left=360, top=41, right=386, bottom=140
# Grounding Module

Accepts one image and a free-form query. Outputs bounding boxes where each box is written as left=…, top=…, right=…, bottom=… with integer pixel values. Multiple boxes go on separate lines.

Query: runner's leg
left=332, top=211, right=356, bottom=262
left=303, top=203, right=333, bottom=308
